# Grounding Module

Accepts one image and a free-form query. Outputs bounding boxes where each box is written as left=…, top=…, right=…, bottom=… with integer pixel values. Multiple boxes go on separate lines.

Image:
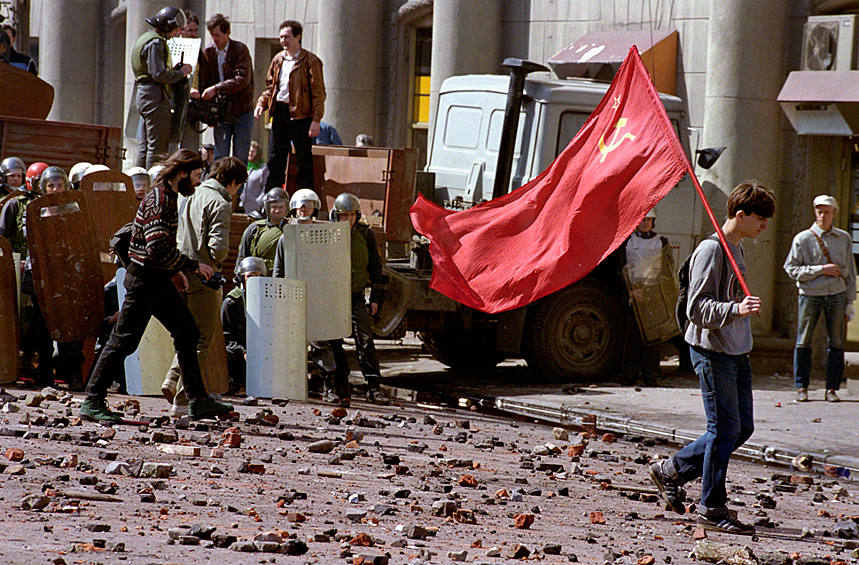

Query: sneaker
left=161, top=379, right=177, bottom=405
left=795, top=388, right=808, bottom=403
left=697, top=509, right=755, bottom=535
left=826, top=389, right=841, bottom=403
left=170, top=402, right=189, bottom=418
left=189, top=396, right=233, bottom=420
left=80, top=398, right=123, bottom=424
left=365, top=387, right=390, bottom=405
left=649, top=460, right=686, bottom=515
left=322, top=386, right=341, bottom=405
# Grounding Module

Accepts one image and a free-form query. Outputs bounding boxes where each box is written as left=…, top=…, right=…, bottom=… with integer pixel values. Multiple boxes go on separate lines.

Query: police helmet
left=148, top=164, right=164, bottom=183
left=329, top=193, right=361, bottom=223
left=84, top=164, right=110, bottom=177
left=145, top=6, right=186, bottom=35
left=234, top=256, right=267, bottom=285
left=69, top=162, right=93, bottom=185
left=263, top=188, right=288, bottom=217
left=1, top=157, right=25, bottom=188
left=40, top=166, right=71, bottom=194
left=126, top=166, right=151, bottom=197
left=26, top=162, right=49, bottom=193
left=289, top=188, right=321, bottom=219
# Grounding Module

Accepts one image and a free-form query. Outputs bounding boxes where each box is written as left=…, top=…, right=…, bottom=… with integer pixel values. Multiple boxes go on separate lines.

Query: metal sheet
left=245, top=277, right=307, bottom=400
left=116, top=268, right=175, bottom=396
left=79, top=170, right=139, bottom=286
left=0, top=236, right=19, bottom=384
left=278, top=222, right=351, bottom=341
left=27, top=191, right=103, bottom=342
left=624, top=246, right=680, bottom=345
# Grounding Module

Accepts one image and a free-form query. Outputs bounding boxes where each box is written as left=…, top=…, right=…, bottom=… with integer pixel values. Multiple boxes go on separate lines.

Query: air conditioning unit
left=801, top=14, right=858, bottom=71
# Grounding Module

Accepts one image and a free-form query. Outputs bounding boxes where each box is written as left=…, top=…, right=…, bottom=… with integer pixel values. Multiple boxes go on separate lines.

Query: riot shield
left=79, top=170, right=139, bottom=285
left=277, top=222, right=351, bottom=341
left=246, top=277, right=307, bottom=400
left=26, top=191, right=103, bottom=342
left=0, top=236, right=19, bottom=384
left=623, top=245, right=680, bottom=346
left=171, top=77, right=191, bottom=146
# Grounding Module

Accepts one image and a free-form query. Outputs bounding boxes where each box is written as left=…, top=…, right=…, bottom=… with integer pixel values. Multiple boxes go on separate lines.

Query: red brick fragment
left=589, top=511, right=605, bottom=524
left=514, top=513, right=535, bottom=529
left=458, top=474, right=478, bottom=487
left=5, top=448, right=23, bottom=461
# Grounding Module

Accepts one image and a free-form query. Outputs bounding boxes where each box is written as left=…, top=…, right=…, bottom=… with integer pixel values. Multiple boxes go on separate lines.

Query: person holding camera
left=194, top=13, right=254, bottom=165
left=161, top=156, right=247, bottom=417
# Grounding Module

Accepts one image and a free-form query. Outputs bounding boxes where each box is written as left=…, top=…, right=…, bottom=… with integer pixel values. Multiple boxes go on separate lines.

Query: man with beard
left=80, top=149, right=233, bottom=423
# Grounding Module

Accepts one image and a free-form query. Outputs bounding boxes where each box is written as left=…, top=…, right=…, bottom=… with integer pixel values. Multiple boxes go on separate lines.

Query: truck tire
left=523, top=278, right=624, bottom=381
left=418, top=328, right=504, bottom=371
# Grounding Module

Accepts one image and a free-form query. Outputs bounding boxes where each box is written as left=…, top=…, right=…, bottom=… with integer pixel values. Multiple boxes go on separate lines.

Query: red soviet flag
left=410, top=47, right=690, bottom=314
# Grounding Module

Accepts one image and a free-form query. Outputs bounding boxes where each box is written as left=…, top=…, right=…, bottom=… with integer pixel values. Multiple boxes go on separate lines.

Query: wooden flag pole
left=687, top=165, right=753, bottom=298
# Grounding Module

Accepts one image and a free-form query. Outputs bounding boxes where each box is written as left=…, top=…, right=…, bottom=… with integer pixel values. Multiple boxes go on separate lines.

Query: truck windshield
left=556, top=111, right=684, bottom=159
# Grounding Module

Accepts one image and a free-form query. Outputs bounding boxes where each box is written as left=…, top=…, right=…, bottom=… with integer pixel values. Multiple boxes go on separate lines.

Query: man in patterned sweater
left=80, top=149, right=233, bottom=423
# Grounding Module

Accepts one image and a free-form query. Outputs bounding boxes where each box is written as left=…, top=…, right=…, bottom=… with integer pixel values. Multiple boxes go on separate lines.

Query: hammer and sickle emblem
left=598, top=118, right=636, bottom=162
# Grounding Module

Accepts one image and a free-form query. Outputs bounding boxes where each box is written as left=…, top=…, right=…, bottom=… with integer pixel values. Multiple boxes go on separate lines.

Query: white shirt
left=276, top=49, right=301, bottom=104
left=216, top=40, right=229, bottom=83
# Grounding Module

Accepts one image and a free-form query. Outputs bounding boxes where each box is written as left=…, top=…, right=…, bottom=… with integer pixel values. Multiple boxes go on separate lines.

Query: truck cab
left=384, top=68, right=702, bottom=381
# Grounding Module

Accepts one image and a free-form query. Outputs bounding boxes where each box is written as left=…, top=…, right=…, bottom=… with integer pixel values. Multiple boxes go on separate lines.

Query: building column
left=700, top=0, right=787, bottom=332
left=428, top=0, right=502, bottom=144
left=317, top=0, right=382, bottom=145
left=40, top=0, right=99, bottom=123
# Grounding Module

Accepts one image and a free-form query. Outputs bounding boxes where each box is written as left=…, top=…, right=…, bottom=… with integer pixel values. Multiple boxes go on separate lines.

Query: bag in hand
left=187, top=94, right=231, bottom=127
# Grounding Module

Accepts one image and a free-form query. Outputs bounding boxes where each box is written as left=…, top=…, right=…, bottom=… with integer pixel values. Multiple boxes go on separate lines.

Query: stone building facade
left=13, top=0, right=859, bottom=352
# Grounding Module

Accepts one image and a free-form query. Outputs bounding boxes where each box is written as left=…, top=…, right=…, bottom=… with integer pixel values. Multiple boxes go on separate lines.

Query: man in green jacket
left=327, top=193, right=388, bottom=405
left=161, top=156, right=247, bottom=417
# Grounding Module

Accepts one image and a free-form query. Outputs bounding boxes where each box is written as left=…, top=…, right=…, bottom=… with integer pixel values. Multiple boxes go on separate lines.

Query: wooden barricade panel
left=26, top=191, right=103, bottom=342
left=0, top=236, right=19, bottom=384
left=0, top=63, right=54, bottom=120
left=285, top=145, right=418, bottom=244
left=80, top=170, right=139, bottom=286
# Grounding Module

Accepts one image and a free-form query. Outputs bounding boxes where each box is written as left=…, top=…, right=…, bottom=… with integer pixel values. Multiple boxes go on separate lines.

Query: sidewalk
left=378, top=338, right=859, bottom=479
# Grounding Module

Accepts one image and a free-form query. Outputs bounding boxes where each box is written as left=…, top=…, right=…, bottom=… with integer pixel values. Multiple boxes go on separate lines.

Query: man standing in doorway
left=132, top=6, right=192, bottom=169
left=254, top=19, right=325, bottom=191
left=784, top=195, right=856, bottom=403
left=195, top=13, right=254, bottom=165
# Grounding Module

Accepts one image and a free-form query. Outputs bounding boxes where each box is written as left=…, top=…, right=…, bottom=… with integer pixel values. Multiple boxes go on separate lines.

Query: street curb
left=470, top=395, right=859, bottom=481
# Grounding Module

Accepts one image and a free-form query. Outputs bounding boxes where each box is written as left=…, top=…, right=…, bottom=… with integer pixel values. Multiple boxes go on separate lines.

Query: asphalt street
left=375, top=335, right=859, bottom=478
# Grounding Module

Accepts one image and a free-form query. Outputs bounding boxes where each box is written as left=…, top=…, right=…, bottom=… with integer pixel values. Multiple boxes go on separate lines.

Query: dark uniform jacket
left=198, top=39, right=254, bottom=123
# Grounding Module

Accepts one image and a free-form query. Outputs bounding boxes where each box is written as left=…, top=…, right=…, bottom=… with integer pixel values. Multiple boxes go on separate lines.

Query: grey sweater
left=684, top=235, right=752, bottom=355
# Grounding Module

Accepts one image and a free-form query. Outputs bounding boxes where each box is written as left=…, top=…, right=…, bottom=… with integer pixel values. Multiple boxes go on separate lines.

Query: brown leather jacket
left=256, top=49, right=325, bottom=122
left=198, top=40, right=254, bottom=122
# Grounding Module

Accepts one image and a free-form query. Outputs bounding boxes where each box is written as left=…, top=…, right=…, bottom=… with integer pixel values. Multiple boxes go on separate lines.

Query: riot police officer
left=236, top=188, right=289, bottom=274
left=132, top=6, right=193, bottom=169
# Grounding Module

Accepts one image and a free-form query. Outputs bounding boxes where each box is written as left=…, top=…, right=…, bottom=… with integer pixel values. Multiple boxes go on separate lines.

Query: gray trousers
left=136, top=84, right=172, bottom=170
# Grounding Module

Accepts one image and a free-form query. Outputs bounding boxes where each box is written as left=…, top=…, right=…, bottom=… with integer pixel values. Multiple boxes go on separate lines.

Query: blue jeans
left=671, top=346, right=754, bottom=515
left=214, top=111, right=253, bottom=165
left=794, top=292, right=846, bottom=391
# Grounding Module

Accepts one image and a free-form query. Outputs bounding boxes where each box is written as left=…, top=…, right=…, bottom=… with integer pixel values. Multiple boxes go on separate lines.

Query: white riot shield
left=246, top=277, right=307, bottom=400
left=278, top=222, right=351, bottom=341
left=117, top=268, right=175, bottom=395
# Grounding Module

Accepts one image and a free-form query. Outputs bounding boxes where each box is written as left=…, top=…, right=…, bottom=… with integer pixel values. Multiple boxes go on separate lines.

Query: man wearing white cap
left=784, top=195, right=856, bottom=403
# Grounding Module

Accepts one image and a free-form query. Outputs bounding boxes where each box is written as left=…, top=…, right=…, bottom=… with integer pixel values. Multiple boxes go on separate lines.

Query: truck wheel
left=523, top=278, right=624, bottom=381
left=418, top=329, right=503, bottom=371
